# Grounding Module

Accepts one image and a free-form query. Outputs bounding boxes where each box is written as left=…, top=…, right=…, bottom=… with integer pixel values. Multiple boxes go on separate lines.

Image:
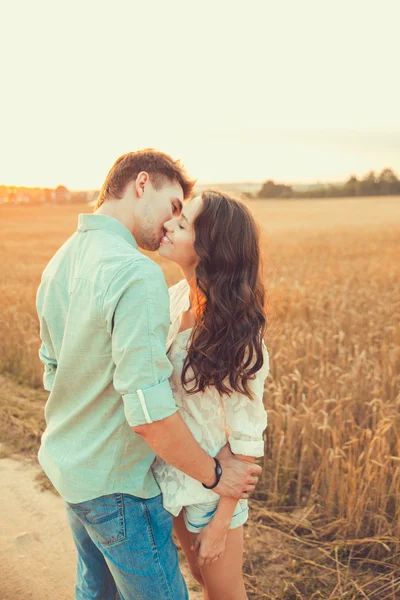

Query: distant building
left=55, top=185, right=71, bottom=203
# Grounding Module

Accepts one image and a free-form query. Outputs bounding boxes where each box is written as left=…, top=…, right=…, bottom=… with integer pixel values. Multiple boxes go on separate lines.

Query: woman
left=152, top=190, right=269, bottom=600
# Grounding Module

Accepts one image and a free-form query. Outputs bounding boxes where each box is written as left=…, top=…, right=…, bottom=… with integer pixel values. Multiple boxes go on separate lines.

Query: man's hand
left=213, top=444, right=261, bottom=499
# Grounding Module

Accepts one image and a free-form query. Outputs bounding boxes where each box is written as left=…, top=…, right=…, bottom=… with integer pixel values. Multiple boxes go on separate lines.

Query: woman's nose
left=163, top=218, right=173, bottom=231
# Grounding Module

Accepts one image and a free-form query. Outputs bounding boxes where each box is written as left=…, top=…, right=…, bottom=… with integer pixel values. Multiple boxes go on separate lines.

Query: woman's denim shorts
left=183, top=499, right=249, bottom=533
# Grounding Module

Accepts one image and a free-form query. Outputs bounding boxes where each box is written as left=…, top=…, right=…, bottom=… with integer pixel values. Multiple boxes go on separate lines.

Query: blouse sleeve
left=222, top=344, right=270, bottom=457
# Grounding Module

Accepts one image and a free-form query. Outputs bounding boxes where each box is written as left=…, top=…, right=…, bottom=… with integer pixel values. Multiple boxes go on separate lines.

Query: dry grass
left=1, top=197, right=400, bottom=598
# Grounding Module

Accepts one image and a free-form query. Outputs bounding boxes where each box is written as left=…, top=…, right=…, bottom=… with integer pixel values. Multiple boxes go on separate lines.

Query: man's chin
left=138, top=237, right=161, bottom=252
left=148, top=242, right=162, bottom=252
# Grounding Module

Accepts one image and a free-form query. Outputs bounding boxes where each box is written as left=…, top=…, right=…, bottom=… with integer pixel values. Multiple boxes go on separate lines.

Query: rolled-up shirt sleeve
left=36, top=279, right=59, bottom=392
left=103, top=258, right=179, bottom=427
left=223, top=345, right=270, bottom=457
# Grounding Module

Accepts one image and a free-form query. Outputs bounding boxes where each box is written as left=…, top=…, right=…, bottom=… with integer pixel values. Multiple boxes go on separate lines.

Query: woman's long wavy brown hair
left=182, top=190, right=267, bottom=399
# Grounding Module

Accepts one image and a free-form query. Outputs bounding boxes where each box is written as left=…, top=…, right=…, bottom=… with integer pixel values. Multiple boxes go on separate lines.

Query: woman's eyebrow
left=180, top=212, right=188, bottom=223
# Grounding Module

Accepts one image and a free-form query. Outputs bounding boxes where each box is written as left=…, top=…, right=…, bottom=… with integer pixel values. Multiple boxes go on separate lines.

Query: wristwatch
left=202, top=458, right=223, bottom=489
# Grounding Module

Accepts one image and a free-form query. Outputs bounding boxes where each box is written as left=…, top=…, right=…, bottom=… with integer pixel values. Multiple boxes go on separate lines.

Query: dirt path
left=0, top=456, right=202, bottom=600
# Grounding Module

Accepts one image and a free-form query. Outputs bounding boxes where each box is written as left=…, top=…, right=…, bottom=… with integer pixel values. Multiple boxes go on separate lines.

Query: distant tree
left=325, top=185, right=341, bottom=198
left=359, top=171, right=378, bottom=196
left=256, top=168, right=400, bottom=200
left=377, top=168, right=400, bottom=195
left=344, top=175, right=359, bottom=197
left=258, top=180, right=294, bottom=199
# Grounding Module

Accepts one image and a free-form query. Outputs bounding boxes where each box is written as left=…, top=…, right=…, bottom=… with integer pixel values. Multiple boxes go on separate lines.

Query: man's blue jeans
left=64, top=492, right=189, bottom=600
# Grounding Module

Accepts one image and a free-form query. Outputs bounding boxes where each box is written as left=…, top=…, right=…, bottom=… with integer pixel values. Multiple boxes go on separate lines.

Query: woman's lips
left=160, top=234, right=172, bottom=244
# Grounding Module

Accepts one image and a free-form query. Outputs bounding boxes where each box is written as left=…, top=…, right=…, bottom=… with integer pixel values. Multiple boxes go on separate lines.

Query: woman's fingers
left=198, top=552, right=222, bottom=566
left=247, top=475, right=259, bottom=486
left=203, top=553, right=223, bottom=565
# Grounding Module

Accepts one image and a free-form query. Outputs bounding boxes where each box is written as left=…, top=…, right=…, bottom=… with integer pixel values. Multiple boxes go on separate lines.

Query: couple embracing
left=36, top=149, right=269, bottom=600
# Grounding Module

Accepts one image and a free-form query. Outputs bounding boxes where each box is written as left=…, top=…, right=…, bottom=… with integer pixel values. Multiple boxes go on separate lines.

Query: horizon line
left=1, top=168, right=398, bottom=192
left=0, top=177, right=367, bottom=192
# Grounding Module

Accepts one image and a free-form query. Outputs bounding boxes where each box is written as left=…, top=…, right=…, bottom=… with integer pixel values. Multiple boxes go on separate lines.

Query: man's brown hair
left=96, top=149, right=196, bottom=209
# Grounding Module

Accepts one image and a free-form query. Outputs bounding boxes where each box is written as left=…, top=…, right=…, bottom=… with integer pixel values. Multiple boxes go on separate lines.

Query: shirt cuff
left=228, top=435, right=265, bottom=457
left=123, top=378, right=179, bottom=427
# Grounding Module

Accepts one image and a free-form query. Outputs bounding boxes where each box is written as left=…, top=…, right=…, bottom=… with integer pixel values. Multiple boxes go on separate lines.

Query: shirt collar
left=77, top=214, right=138, bottom=249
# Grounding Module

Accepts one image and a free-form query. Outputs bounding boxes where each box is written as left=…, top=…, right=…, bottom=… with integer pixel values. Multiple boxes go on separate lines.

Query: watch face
left=217, top=464, right=222, bottom=476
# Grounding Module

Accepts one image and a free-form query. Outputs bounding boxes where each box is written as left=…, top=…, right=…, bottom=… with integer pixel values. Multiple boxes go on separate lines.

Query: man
left=36, top=149, right=262, bottom=600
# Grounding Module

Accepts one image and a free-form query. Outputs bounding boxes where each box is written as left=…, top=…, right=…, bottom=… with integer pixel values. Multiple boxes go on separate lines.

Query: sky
left=1, top=0, right=399, bottom=189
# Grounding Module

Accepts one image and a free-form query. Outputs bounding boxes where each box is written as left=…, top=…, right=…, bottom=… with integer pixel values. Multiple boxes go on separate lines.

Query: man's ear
left=134, top=171, right=150, bottom=198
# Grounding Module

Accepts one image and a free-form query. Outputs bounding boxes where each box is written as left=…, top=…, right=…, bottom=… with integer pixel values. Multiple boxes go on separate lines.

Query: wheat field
left=1, top=197, right=400, bottom=599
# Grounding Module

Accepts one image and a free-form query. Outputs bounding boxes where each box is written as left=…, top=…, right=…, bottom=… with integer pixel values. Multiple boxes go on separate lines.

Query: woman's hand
left=191, top=523, right=228, bottom=567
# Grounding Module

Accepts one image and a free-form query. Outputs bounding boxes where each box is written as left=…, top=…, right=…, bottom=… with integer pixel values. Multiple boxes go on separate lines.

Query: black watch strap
left=202, top=457, right=223, bottom=490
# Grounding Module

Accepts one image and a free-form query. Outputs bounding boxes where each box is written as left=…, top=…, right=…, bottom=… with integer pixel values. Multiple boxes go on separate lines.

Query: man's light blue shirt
left=36, top=214, right=179, bottom=503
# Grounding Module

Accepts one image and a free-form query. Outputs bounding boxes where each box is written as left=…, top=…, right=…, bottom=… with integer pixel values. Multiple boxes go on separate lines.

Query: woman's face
left=158, top=195, right=203, bottom=269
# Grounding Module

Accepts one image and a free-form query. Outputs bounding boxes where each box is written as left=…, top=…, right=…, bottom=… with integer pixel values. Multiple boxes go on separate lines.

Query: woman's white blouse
left=151, top=279, right=269, bottom=517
